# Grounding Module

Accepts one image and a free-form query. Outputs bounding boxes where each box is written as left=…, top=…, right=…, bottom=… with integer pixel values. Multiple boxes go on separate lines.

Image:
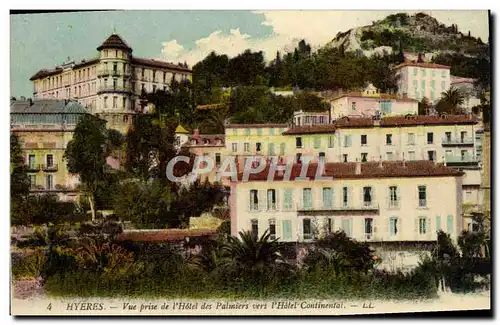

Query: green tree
left=418, top=97, right=431, bottom=115
left=64, top=115, right=113, bottom=221
left=10, top=133, right=30, bottom=200
left=436, top=87, right=465, bottom=114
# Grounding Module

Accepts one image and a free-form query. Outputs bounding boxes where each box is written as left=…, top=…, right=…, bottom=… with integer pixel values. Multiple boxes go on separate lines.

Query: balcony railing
left=388, top=200, right=401, bottom=209
left=297, top=202, right=380, bottom=212
left=445, top=154, right=479, bottom=166
left=97, top=85, right=133, bottom=93
left=442, top=136, right=474, bottom=146
left=27, top=164, right=40, bottom=172
left=418, top=199, right=427, bottom=208
left=97, top=68, right=132, bottom=77
left=41, top=164, right=58, bottom=172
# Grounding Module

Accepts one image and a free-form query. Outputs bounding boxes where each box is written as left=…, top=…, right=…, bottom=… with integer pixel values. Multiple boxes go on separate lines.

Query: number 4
left=47, top=303, right=52, bottom=311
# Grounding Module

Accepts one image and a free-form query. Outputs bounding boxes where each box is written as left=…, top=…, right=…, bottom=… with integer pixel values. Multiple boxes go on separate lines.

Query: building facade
left=451, top=76, right=481, bottom=114
left=230, top=161, right=463, bottom=243
left=30, top=34, right=192, bottom=134
left=293, top=110, right=330, bottom=126
left=10, top=99, right=91, bottom=201
left=392, top=62, right=451, bottom=103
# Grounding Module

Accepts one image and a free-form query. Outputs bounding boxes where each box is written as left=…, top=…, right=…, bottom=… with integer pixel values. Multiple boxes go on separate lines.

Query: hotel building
left=29, top=34, right=192, bottom=134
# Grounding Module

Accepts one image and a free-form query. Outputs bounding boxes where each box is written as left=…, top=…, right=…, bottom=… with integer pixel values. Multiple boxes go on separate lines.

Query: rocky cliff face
left=325, top=13, right=487, bottom=58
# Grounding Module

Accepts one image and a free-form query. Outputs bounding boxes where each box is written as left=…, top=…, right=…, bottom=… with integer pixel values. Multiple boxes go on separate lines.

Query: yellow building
left=10, top=99, right=91, bottom=201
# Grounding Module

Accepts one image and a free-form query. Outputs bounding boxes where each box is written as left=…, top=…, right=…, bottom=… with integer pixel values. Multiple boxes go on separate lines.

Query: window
left=441, top=80, right=445, bottom=90
left=431, top=91, right=435, bottom=101
left=419, top=217, right=427, bottom=234
left=445, top=132, right=452, bottom=142
left=460, top=131, right=467, bottom=143
left=386, top=134, right=392, bottom=145
left=386, top=152, right=393, bottom=161
left=319, top=152, right=325, bottom=163
left=269, top=219, right=276, bottom=240
left=28, top=154, right=36, bottom=169
left=249, top=190, right=259, bottom=211
left=413, top=79, right=418, bottom=88
left=282, top=220, right=292, bottom=240
left=421, top=69, right=426, bottom=77
left=46, top=154, right=54, bottom=167
left=361, top=134, right=367, bottom=146
left=283, top=189, right=293, bottom=210
left=296, top=153, right=302, bottom=163
left=314, top=137, right=321, bottom=149
left=244, top=128, right=251, bottom=136
left=113, top=79, right=117, bottom=90
left=267, top=189, right=276, bottom=210
left=303, top=188, right=312, bottom=210
left=243, top=142, right=249, bottom=153
left=113, top=97, right=117, bottom=108
left=233, top=129, right=238, bottom=136
left=407, top=133, right=415, bottom=145
left=322, top=187, right=333, bottom=209
left=389, top=186, right=399, bottom=208
left=413, top=68, right=418, bottom=76
left=46, top=175, right=53, bottom=190
left=251, top=219, right=258, bottom=241
left=447, top=215, right=453, bottom=234
left=257, top=128, right=262, bottom=136
left=215, top=153, right=221, bottom=166
left=269, top=128, right=275, bottom=136
left=427, top=132, right=433, bottom=144
left=327, top=218, right=333, bottom=234
left=461, top=150, right=467, bottom=161
left=341, top=218, right=352, bottom=237
left=342, top=186, right=348, bottom=207
left=279, top=143, right=285, bottom=155
left=352, top=102, right=356, bottom=110
left=152, top=85, right=156, bottom=93
left=343, top=154, right=348, bottom=163
left=303, top=219, right=312, bottom=240
left=103, top=96, right=108, bottom=108
left=343, top=135, right=352, bottom=147
left=418, top=185, right=427, bottom=207
left=363, top=186, right=372, bottom=206
left=141, top=68, right=145, bottom=78
left=427, top=150, right=435, bottom=162
left=231, top=143, right=237, bottom=153
left=408, top=151, right=416, bottom=161
left=29, top=175, right=36, bottom=187
left=365, top=218, right=373, bottom=236
left=390, top=217, right=398, bottom=236
left=361, top=153, right=368, bottom=162
left=328, top=136, right=335, bottom=148
left=296, top=137, right=303, bottom=148
left=256, top=142, right=262, bottom=152
left=431, top=79, right=436, bottom=89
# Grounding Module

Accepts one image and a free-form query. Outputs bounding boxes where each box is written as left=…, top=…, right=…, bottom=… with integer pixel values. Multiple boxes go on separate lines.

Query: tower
left=96, top=33, right=134, bottom=133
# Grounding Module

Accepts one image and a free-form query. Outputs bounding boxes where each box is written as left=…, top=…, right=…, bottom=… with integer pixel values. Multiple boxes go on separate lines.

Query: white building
left=229, top=161, right=463, bottom=243
left=30, top=34, right=192, bottom=134
left=392, top=62, right=451, bottom=104
left=451, top=76, right=482, bottom=114
left=293, top=110, right=330, bottom=126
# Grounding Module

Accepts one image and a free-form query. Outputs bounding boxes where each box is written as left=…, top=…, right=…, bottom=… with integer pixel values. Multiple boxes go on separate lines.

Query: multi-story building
left=10, top=99, right=91, bottom=201
left=392, top=62, right=451, bottom=103
left=329, top=90, right=419, bottom=119
left=30, top=33, right=192, bottom=134
left=451, top=76, right=481, bottom=114
left=293, top=110, right=330, bottom=126
left=229, top=160, right=463, bottom=243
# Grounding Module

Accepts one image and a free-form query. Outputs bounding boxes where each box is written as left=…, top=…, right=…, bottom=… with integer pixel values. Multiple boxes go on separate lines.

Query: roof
left=29, top=58, right=99, bottom=81
left=333, top=115, right=477, bottom=129
left=97, top=34, right=132, bottom=52
left=10, top=99, right=89, bottom=114
left=283, top=124, right=336, bottom=135
left=131, top=57, right=191, bottom=73
left=175, top=124, right=189, bottom=134
left=451, top=76, right=476, bottom=85
left=182, top=134, right=225, bottom=147
left=116, top=229, right=218, bottom=243
left=226, top=123, right=288, bottom=129
left=330, top=92, right=418, bottom=103
left=234, top=161, right=464, bottom=182
left=392, top=62, right=451, bottom=70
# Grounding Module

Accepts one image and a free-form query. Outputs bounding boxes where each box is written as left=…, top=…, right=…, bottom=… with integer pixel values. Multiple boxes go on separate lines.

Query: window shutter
left=372, top=187, right=376, bottom=206
left=360, top=187, right=364, bottom=206
left=267, top=190, right=272, bottom=210
left=348, top=135, right=352, bottom=147
left=427, top=217, right=432, bottom=236
left=259, top=190, right=265, bottom=211
left=332, top=188, right=335, bottom=207
left=275, top=189, right=280, bottom=211
left=248, top=190, right=252, bottom=211
left=389, top=217, right=394, bottom=237
left=349, top=186, right=353, bottom=207
left=447, top=215, right=453, bottom=234
left=348, top=218, right=352, bottom=237
left=275, top=219, right=281, bottom=240
left=282, top=220, right=292, bottom=240
left=331, top=217, right=335, bottom=233
left=398, top=217, right=402, bottom=237
left=436, top=216, right=441, bottom=232
left=396, top=186, right=401, bottom=204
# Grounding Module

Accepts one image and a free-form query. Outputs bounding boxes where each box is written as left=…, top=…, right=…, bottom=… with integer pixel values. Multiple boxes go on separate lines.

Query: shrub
left=12, top=249, right=47, bottom=279
left=217, top=220, right=231, bottom=235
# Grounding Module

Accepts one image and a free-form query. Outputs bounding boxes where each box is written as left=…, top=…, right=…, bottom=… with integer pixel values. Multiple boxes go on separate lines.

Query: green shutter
left=314, top=137, right=321, bottom=149
left=323, top=187, right=333, bottom=209
left=268, top=143, right=275, bottom=156
left=303, top=188, right=312, bottom=210
left=447, top=215, right=453, bottom=234
left=280, top=143, right=285, bottom=155
left=283, top=188, right=292, bottom=210
left=436, top=216, right=441, bottom=232
left=282, top=220, right=292, bottom=240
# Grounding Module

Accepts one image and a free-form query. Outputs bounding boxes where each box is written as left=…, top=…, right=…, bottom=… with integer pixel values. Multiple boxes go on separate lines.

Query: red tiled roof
left=29, top=58, right=100, bottom=80
left=283, top=124, right=336, bottom=135
left=333, top=115, right=477, bottom=129
left=97, top=34, right=132, bottom=52
left=451, top=76, right=476, bottom=85
left=392, top=62, right=451, bottom=70
left=226, top=123, right=288, bottom=129
left=116, top=229, right=218, bottom=242
left=330, top=92, right=418, bottom=102
left=234, top=161, right=463, bottom=182
left=182, top=134, right=225, bottom=147
left=131, top=57, right=191, bottom=73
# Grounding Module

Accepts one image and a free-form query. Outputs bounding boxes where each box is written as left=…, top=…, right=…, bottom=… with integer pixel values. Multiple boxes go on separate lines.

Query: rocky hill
left=325, top=12, right=488, bottom=58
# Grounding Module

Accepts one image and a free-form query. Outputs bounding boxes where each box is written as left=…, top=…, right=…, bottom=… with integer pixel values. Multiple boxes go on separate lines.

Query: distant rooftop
left=10, top=99, right=89, bottom=114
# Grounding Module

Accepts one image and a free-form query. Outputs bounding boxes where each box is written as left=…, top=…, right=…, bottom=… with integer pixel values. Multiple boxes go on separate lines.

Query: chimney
left=193, top=129, right=200, bottom=137
left=355, top=159, right=361, bottom=175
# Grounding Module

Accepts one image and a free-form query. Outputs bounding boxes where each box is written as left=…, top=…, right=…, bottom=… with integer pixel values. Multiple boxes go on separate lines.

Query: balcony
left=97, top=68, right=132, bottom=77
left=26, top=164, right=40, bottom=172
left=441, top=136, right=474, bottom=146
left=297, top=202, right=380, bottom=214
left=41, top=164, right=58, bottom=172
left=97, top=85, right=133, bottom=94
left=444, top=154, right=479, bottom=167
left=388, top=200, right=401, bottom=209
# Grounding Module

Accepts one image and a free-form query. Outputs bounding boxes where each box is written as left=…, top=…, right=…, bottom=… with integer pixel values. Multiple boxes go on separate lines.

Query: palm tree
left=436, top=87, right=466, bottom=114
left=418, top=97, right=431, bottom=115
